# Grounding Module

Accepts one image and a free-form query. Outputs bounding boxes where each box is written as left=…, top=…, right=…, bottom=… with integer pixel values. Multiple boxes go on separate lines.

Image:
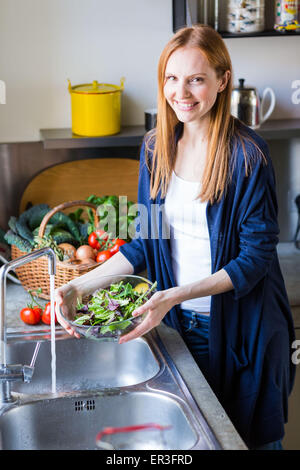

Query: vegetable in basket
left=4, top=203, right=82, bottom=253
left=4, top=194, right=137, bottom=256
left=83, top=195, right=137, bottom=242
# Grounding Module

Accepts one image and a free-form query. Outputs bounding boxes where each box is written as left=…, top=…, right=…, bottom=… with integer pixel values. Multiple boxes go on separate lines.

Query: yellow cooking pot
left=68, top=78, right=125, bottom=137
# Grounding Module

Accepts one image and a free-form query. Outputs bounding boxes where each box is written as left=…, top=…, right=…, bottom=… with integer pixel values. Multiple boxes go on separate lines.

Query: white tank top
left=164, top=171, right=211, bottom=313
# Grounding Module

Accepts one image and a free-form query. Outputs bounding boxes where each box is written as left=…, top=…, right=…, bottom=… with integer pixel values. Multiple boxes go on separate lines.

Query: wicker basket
left=11, top=200, right=100, bottom=300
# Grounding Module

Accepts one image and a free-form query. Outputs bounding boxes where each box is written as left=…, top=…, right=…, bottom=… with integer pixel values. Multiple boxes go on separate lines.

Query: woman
left=55, top=25, right=295, bottom=450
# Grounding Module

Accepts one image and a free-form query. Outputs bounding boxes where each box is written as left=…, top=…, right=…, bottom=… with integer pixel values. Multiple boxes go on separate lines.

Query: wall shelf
left=172, top=0, right=300, bottom=38
left=255, top=119, right=300, bottom=140
left=40, top=120, right=300, bottom=151
left=220, top=30, right=300, bottom=39
left=40, top=125, right=146, bottom=150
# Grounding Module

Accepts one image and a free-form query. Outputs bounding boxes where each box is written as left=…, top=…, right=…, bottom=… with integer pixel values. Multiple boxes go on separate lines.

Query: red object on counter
left=42, top=302, right=58, bottom=325
left=20, top=306, right=42, bottom=325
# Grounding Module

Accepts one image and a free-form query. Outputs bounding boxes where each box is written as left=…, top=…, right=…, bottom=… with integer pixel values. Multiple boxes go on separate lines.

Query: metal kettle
left=231, top=78, right=276, bottom=129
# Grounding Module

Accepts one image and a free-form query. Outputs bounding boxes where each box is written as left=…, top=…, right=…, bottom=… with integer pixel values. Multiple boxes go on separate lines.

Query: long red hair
left=146, top=24, right=265, bottom=204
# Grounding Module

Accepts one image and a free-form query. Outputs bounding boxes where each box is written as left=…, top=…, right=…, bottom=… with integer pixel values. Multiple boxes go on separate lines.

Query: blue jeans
left=180, top=309, right=210, bottom=382
left=179, top=308, right=283, bottom=451
left=254, top=440, right=283, bottom=450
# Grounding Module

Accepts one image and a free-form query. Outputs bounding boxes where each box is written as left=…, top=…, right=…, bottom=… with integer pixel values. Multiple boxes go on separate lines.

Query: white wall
left=0, top=0, right=173, bottom=142
left=0, top=0, right=299, bottom=143
left=226, top=36, right=300, bottom=120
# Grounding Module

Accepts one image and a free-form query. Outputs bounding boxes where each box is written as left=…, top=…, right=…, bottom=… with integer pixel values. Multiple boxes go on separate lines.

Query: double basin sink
left=0, top=328, right=221, bottom=450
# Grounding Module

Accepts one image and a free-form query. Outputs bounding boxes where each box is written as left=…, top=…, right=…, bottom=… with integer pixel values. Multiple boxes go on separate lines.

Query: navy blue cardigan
left=120, top=124, right=295, bottom=448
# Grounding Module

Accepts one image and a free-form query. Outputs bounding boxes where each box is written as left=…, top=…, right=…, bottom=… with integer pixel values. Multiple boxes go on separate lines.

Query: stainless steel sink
left=0, top=391, right=198, bottom=450
left=6, top=333, right=160, bottom=394
left=0, top=329, right=221, bottom=450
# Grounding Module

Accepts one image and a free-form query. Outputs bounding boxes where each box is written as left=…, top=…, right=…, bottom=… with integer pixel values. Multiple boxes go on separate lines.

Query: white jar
left=225, top=0, right=265, bottom=34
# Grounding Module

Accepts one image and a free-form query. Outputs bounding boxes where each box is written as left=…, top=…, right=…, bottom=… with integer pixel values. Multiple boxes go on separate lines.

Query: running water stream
left=49, top=274, right=56, bottom=394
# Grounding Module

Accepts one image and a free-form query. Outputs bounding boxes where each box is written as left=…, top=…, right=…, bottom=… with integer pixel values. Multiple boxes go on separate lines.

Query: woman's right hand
left=55, top=284, right=81, bottom=338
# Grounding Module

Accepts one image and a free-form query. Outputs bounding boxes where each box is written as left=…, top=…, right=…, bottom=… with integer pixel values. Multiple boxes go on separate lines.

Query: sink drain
left=74, top=399, right=96, bottom=412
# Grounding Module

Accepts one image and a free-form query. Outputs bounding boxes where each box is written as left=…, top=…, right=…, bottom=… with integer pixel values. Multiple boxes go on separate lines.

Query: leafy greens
left=73, top=280, right=157, bottom=334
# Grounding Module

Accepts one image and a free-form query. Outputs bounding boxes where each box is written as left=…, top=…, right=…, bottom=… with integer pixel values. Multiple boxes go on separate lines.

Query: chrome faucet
left=0, top=247, right=56, bottom=403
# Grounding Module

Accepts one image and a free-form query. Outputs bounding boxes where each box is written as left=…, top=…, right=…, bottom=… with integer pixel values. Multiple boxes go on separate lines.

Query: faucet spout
left=0, top=247, right=56, bottom=403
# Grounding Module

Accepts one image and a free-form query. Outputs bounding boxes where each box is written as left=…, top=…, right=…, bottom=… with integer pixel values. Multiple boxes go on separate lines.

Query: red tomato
left=88, top=230, right=109, bottom=250
left=96, top=249, right=112, bottom=264
left=20, top=306, right=42, bottom=325
left=88, top=232, right=99, bottom=249
left=42, top=302, right=58, bottom=325
left=109, top=238, right=126, bottom=255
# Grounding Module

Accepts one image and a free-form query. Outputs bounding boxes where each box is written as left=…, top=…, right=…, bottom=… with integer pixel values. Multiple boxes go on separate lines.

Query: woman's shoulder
left=241, top=123, right=268, bottom=152
left=232, top=121, right=269, bottom=156
left=230, top=120, right=271, bottom=176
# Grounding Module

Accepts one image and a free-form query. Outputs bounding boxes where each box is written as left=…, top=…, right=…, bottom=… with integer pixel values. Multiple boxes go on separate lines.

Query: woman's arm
left=222, top=147, right=279, bottom=300
left=172, top=268, right=234, bottom=302
left=119, top=268, right=233, bottom=343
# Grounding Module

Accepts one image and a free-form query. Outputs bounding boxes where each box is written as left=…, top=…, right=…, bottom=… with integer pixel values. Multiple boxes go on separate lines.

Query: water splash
left=50, top=274, right=56, bottom=394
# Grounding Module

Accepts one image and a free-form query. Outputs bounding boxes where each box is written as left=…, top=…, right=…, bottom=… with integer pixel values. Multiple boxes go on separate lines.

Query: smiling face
left=163, top=46, right=228, bottom=127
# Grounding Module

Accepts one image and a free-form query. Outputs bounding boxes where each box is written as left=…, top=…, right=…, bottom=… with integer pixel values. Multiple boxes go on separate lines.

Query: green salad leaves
left=73, top=280, right=157, bottom=334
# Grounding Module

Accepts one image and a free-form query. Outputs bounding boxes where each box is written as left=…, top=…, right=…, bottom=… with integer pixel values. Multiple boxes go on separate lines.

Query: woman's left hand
left=118, top=288, right=177, bottom=344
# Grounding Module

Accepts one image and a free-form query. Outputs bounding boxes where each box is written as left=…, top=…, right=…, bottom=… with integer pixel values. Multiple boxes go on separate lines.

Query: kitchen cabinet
left=173, top=0, right=300, bottom=38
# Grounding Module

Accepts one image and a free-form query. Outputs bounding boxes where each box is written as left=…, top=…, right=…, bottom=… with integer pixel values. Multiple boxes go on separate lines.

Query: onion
left=75, top=245, right=96, bottom=261
left=79, top=258, right=97, bottom=265
left=68, top=259, right=81, bottom=265
left=58, top=243, right=76, bottom=261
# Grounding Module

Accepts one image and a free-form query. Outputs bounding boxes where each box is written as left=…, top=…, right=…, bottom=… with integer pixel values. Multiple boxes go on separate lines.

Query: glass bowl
left=59, top=274, right=156, bottom=341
